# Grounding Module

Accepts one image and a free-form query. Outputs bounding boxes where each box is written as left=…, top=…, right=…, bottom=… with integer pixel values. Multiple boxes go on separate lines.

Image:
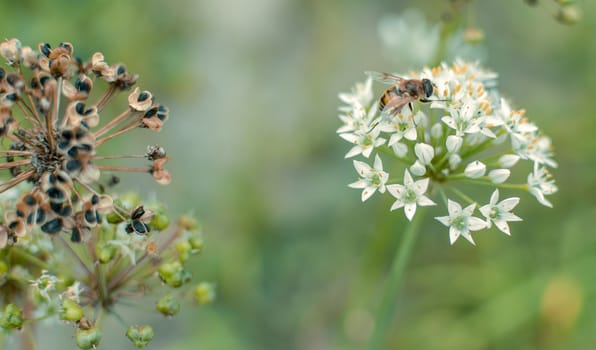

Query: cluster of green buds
left=0, top=191, right=213, bottom=348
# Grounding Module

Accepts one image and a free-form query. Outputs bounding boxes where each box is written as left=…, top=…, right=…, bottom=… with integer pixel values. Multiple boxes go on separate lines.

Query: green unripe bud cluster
left=0, top=303, right=23, bottom=330
left=126, top=325, right=155, bottom=348
left=156, top=294, right=180, bottom=316
left=76, top=327, right=102, bottom=349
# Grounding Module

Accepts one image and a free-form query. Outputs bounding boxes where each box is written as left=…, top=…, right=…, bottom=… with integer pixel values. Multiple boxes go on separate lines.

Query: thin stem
left=57, top=235, right=93, bottom=277
left=93, top=109, right=133, bottom=138
left=95, top=123, right=139, bottom=147
left=96, top=165, right=148, bottom=173
left=369, top=209, right=425, bottom=350
left=93, top=154, right=145, bottom=160
left=10, top=248, right=50, bottom=270
left=449, top=186, right=476, bottom=205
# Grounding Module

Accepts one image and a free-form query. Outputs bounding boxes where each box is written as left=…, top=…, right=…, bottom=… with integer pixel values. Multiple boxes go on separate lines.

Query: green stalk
left=369, top=209, right=425, bottom=349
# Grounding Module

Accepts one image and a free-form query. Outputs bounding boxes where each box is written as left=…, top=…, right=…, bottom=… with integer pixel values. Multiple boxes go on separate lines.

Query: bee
left=365, top=71, right=435, bottom=119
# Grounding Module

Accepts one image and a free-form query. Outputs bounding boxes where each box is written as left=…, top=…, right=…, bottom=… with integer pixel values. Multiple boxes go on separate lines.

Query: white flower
left=414, top=142, right=434, bottom=165
left=349, top=154, right=389, bottom=201
left=30, top=270, right=61, bottom=301
left=527, top=163, right=557, bottom=208
left=340, top=127, right=386, bottom=158
left=378, top=108, right=417, bottom=146
left=339, top=77, right=373, bottom=107
left=497, top=98, right=538, bottom=140
left=442, top=99, right=483, bottom=137
left=387, top=169, right=435, bottom=221
left=62, top=282, right=84, bottom=303
left=464, top=160, right=486, bottom=178
left=514, top=134, right=558, bottom=168
left=488, top=169, right=510, bottom=184
left=479, top=190, right=522, bottom=235
left=337, top=101, right=377, bottom=134
left=435, top=200, right=487, bottom=245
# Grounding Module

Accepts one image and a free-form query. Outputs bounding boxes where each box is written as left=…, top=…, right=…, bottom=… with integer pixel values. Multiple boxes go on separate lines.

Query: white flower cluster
left=338, top=61, right=557, bottom=245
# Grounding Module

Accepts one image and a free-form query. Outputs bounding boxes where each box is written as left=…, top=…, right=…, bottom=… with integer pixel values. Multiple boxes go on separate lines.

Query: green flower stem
left=449, top=186, right=476, bottom=205
left=10, top=248, right=50, bottom=271
left=376, top=145, right=412, bottom=166
left=370, top=209, right=425, bottom=350
left=457, top=178, right=529, bottom=190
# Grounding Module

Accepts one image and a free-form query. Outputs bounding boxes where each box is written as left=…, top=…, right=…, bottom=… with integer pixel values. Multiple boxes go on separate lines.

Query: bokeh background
left=1, top=0, right=595, bottom=349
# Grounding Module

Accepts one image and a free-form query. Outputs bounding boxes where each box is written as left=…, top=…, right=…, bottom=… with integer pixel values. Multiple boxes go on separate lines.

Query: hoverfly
left=365, top=71, right=436, bottom=119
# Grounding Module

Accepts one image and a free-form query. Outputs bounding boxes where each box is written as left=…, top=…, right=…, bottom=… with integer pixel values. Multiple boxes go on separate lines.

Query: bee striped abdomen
left=378, top=86, right=400, bottom=112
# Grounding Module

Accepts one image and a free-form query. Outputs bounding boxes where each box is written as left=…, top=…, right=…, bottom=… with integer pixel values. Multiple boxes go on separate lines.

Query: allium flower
left=435, top=199, right=487, bottom=245
left=387, top=169, right=435, bottom=221
left=0, top=39, right=211, bottom=349
left=0, top=39, right=171, bottom=244
left=338, top=60, right=557, bottom=245
left=348, top=154, right=389, bottom=201
left=479, top=190, right=522, bottom=235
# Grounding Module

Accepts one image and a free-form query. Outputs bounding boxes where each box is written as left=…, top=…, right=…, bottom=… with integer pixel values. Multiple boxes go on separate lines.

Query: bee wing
left=365, top=71, right=404, bottom=85
left=380, top=95, right=414, bottom=119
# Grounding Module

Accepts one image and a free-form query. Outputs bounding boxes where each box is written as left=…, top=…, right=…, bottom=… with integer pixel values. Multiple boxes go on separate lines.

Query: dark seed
left=66, top=159, right=81, bottom=172
left=41, top=218, right=62, bottom=234
left=70, top=228, right=81, bottom=242
left=85, top=209, right=96, bottom=224
left=138, top=91, right=149, bottom=101
left=133, top=220, right=148, bottom=234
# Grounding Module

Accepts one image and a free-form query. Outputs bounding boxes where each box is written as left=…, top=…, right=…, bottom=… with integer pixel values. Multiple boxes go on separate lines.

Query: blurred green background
left=1, top=0, right=596, bottom=349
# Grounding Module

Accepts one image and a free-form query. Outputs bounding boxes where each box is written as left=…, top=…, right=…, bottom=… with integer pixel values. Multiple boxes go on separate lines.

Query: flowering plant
left=338, top=60, right=557, bottom=244
left=0, top=39, right=213, bottom=349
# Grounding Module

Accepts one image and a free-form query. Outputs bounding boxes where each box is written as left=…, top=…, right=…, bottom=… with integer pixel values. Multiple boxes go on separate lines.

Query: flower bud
left=76, top=327, right=102, bottom=350
left=0, top=304, right=23, bottom=330
left=556, top=5, right=581, bottom=25
left=158, top=261, right=191, bottom=288
left=176, top=241, right=192, bottom=262
left=150, top=213, right=170, bottom=231
left=392, top=142, right=408, bottom=158
left=449, top=154, right=461, bottom=170
left=446, top=135, right=462, bottom=153
left=430, top=123, right=443, bottom=139
left=188, top=236, right=204, bottom=252
left=61, top=298, right=83, bottom=322
left=498, top=154, right=520, bottom=168
left=414, top=143, right=434, bottom=165
left=156, top=294, right=180, bottom=316
left=464, top=161, right=486, bottom=178
left=194, top=282, right=216, bottom=305
left=489, top=169, right=511, bottom=184
left=409, top=160, right=426, bottom=176
left=179, top=215, right=199, bottom=231
left=463, top=27, right=485, bottom=44
left=96, top=243, right=116, bottom=264
left=126, top=325, right=155, bottom=348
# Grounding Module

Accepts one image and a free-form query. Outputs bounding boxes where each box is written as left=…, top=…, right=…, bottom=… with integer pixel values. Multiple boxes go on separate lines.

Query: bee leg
left=408, top=102, right=413, bottom=112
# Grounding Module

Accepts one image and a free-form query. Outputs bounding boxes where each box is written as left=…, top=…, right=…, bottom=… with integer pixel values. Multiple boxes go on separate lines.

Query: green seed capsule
left=194, top=282, right=216, bottom=305
left=0, top=304, right=23, bottom=330
left=126, top=325, right=155, bottom=348
left=156, top=294, right=180, bottom=316
left=61, top=298, right=83, bottom=322
left=76, top=327, right=102, bottom=349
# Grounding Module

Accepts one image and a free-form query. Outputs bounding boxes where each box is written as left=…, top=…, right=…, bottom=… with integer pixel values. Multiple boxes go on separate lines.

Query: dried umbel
left=338, top=61, right=557, bottom=245
left=0, top=39, right=171, bottom=245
